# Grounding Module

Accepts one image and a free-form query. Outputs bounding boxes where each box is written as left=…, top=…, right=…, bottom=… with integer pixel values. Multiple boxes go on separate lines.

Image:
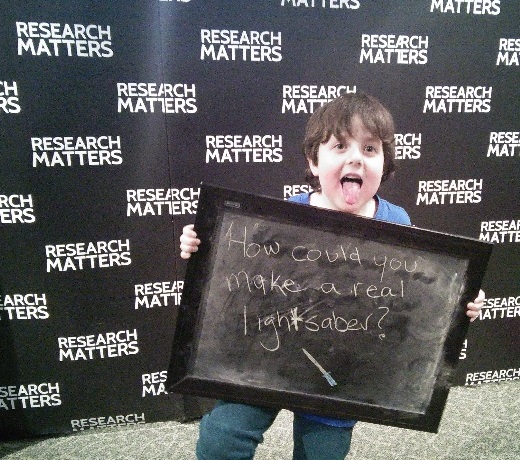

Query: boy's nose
left=346, top=145, right=363, bottom=164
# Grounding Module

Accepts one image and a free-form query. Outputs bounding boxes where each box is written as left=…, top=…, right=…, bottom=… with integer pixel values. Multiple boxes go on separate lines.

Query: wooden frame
left=167, top=183, right=492, bottom=432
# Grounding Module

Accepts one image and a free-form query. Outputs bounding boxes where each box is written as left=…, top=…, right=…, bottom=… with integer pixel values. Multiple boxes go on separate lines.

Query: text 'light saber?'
left=302, top=348, right=337, bottom=387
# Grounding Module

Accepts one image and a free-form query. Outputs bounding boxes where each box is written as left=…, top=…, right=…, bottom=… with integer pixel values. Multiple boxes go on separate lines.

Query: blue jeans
left=196, top=401, right=353, bottom=460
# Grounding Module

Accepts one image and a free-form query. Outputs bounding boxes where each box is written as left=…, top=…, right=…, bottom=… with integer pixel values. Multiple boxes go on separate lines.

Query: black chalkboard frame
left=167, top=183, right=492, bottom=433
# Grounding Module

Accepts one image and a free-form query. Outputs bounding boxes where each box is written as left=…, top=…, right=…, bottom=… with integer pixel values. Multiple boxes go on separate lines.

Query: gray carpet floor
left=1, top=381, right=518, bottom=459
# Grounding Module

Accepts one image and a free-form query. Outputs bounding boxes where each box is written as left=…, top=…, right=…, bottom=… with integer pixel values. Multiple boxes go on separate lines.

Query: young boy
left=179, top=92, right=484, bottom=459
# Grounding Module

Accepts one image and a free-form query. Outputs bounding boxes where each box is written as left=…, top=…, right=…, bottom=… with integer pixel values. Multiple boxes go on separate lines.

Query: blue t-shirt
left=288, top=192, right=411, bottom=428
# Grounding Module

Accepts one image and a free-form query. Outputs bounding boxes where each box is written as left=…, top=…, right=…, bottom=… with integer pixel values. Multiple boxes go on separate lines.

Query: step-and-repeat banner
left=1, top=0, right=518, bottom=437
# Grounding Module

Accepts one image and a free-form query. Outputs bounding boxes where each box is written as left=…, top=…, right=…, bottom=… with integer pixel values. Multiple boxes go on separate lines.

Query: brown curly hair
left=302, top=92, right=396, bottom=192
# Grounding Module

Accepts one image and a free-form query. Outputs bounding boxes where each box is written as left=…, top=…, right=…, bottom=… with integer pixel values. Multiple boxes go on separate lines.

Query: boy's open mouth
left=341, top=176, right=362, bottom=205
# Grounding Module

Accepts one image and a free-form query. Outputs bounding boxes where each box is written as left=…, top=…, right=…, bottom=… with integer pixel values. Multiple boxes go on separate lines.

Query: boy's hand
left=466, top=289, right=485, bottom=322
left=180, top=224, right=201, bottom=259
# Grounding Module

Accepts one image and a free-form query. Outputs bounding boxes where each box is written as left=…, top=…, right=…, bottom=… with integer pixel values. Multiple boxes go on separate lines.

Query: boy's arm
left=179, top=224, right=200, bottom=259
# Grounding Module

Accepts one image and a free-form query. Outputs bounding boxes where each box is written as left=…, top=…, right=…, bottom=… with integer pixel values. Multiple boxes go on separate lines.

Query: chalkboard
left=167, top=183, right=492, bottom=432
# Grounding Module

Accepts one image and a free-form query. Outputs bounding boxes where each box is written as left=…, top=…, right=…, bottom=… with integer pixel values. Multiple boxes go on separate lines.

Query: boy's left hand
left=466, top=289, right=485, bottom=322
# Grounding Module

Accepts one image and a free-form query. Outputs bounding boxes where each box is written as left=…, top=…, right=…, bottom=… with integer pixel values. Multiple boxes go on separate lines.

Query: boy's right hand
left=179, top=224, right=201, bottom=259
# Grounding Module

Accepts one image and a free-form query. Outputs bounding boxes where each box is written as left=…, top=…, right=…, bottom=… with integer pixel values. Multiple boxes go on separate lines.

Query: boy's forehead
left=330, top=123, right=380, bottom=141
left=333, top=113, right=366, bottom=131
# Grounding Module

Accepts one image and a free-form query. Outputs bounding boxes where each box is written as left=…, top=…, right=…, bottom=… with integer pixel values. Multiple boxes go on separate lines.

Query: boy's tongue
left=342, top=179, right=361, bottom=205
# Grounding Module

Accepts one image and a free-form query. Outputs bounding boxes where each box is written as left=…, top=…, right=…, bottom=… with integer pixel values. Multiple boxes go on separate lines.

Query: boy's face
left=309, top=115, right=384, bottom=216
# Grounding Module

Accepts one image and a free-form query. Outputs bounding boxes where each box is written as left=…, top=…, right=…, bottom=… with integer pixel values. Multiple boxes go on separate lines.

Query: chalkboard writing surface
left=167, top=184, right=492, bottom=432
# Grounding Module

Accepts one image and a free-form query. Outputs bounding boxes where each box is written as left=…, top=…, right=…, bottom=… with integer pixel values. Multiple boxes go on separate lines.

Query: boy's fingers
left=466, top=291, right=484, bottom=322
left=179, top=224, right=200, bottom=259
left=183, top=224, right=197, bottom=235
left=180, top=249, right=194, bottom=259
left=182, top=224, right=200, bottom=241
left=180, top=233, right=199, bottom=246
left=474, top=289, right=485, bottom=304
left=180, top=243, right=198, bottom=259
left=180, top=239, right=198, bottom=252
left=467, top=310, right=479, bottom=322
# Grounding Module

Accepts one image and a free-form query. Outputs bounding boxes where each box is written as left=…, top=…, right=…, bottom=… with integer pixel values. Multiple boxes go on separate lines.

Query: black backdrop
left=1, top=0, right=518, bottom=437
